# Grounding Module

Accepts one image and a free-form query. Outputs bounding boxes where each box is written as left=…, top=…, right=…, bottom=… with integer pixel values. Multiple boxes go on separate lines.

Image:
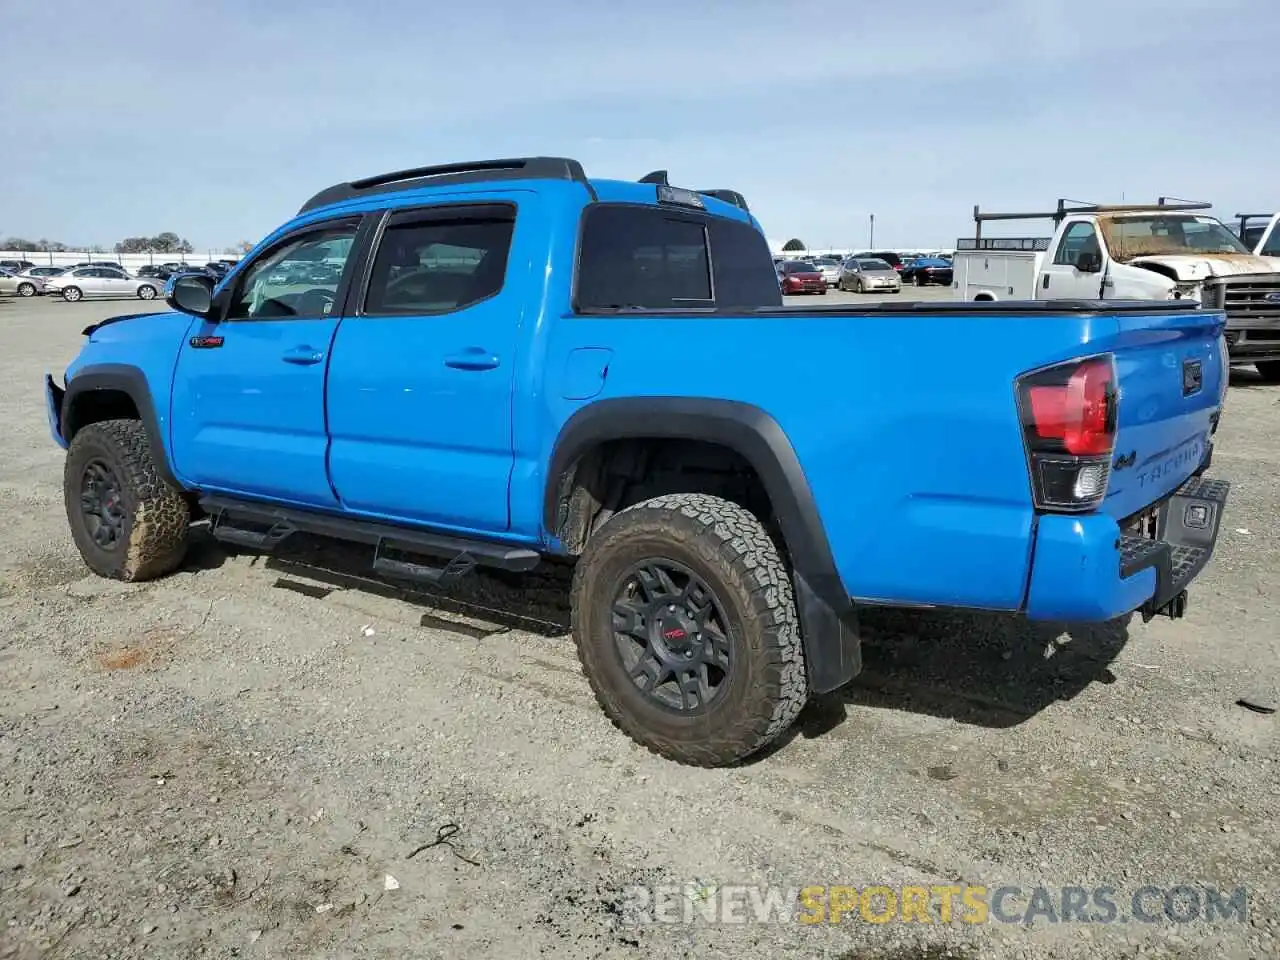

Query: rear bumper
left=1024, top=474, right=1229, bottom=622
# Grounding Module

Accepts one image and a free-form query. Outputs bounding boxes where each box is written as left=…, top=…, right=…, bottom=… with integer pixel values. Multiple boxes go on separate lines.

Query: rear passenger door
left=325, top=194, right=536, bottom=533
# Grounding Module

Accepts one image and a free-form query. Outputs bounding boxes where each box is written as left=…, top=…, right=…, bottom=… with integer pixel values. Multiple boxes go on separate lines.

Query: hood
left=1127, top=253, right=1280, bottom=281
left=81, top=310, right=185, bottom=339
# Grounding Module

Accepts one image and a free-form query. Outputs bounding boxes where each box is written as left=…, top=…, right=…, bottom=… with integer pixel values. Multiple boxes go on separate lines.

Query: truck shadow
left=1228, top=365, right=1272, bottom=389
left=183, top=529, right=1131, bottom=740
left=182, top=526, right=574, bottom=637
left=795, top=607, right=1131, bottom=741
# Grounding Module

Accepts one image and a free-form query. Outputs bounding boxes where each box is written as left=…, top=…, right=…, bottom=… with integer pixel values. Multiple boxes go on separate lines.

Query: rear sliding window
left=576, top=204, right=781, bottom=311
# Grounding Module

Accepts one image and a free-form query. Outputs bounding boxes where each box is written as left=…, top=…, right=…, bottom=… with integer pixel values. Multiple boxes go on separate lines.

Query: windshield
left=782, top=261, right=814, bottom=272
left=814, top=258, right=839, bottom=266
left=1099, top=215, right=1250, bottom=260
left=858, top=259, right=892, bottom=271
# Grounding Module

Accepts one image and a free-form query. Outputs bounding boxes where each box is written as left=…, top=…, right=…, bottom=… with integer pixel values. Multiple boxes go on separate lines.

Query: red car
left=778, top=260, right=827, bottom=295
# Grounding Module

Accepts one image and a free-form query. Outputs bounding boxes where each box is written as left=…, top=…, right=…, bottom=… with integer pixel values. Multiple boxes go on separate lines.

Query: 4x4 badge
left=1113, top=450, right=1136, bottom=471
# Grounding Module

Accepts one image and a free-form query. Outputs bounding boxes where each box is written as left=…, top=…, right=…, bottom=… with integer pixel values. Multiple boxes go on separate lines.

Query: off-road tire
left=571, top=493, right=808, bottom=766
left=1255, top=360, right=1280, bottom=383
left=64, top=419, right=190, bottom=581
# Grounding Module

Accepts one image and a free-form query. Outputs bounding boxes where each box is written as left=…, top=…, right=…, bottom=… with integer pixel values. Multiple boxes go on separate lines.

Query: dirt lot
left=1, top=293, right=1277, bottom=960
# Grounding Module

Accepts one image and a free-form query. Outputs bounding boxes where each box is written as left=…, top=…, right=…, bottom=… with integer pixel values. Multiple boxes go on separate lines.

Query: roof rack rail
left=969, top=197, right=1212, bottom=240
left=298, top=156, right=592, bottom=214
left=697, top=189, right=749, bottom=212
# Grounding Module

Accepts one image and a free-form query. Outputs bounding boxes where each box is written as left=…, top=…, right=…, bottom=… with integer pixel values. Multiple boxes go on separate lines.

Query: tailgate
left=1102, top=307, right=1226, bottom=521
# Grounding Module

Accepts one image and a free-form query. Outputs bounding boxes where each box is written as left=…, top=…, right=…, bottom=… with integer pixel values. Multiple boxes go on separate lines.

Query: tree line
left=2, top=233, right=254, bottom=255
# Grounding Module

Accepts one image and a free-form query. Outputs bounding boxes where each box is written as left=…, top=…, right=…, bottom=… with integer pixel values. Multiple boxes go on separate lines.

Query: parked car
left=23, top=265, right=68, bottom=279
left=901, top=255, right=954, bottom=286
left=88, top=261, right=128, bottom=274
left=0, top=259, right=35, bottom=273
left=44, top=155, right=1230, bottom=768
left=136, top=265, right=167, bottom=279
left=778, top=259, right=827, bottom=294
left=41, top=267, right=161, bottom=302
left=0, top=266, right=44, bottom=297
left=838, top=257, right=902, bottom=294
left=811, top=257, right=842, bottom=287
left=852, top=250, right=905, bottom=272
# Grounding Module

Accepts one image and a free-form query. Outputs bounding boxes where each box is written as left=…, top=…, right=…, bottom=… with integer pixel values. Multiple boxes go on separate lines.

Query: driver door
left=169, top=215, right=366, bottom=507
left=1039, top=219, right=1107, bottom=299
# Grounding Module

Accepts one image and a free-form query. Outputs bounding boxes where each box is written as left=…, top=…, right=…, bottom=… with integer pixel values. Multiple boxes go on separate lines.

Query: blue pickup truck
left=45, top=156, right=1231, bottom=766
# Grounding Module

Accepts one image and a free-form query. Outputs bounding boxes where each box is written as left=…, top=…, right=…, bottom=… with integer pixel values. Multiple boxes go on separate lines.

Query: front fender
left=61, top=363, right=181, bottom=488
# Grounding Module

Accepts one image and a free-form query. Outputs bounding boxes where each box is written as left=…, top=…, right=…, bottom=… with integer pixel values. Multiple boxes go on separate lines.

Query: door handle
left=283, top=346, right=324, bottom=365
left=1041, top=274, right=1050, bottom=289
left=444, top=348, right=500, bottom=371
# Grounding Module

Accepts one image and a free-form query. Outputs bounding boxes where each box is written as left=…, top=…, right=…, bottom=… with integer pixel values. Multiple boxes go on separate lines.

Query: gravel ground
left=1, top=292, right=1277, bottom=960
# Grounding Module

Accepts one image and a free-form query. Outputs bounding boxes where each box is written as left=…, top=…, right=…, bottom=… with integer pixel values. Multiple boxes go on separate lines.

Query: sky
left=1, top=0, right=1277, bottom=252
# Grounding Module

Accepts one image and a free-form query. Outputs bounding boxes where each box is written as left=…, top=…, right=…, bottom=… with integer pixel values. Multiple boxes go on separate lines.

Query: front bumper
left=1024, top=474, right=1229, bottom=622
left=1223, top=329, right=1280, bottom=361
left=45, top=373, right=67, bottom=448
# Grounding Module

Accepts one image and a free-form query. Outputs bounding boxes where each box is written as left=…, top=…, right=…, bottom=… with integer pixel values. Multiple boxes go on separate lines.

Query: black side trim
left=544, top=397, right=859, bottom=693
left=60, top=363, right=179, bottom=487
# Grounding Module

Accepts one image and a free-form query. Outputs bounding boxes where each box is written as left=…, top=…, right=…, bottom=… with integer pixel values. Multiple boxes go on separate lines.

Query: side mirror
left=1075, top=249, right=1102, bottom=273
left=166, top=273, right=215, bottom=318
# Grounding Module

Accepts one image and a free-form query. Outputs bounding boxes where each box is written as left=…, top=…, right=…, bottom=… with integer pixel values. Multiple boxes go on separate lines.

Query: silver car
left=43, top=267, right=161, bottom=302
left=837, top=257, right=903, bottom=294
left=0, top=267, right=45, bottom=297
left=812, top=257, right=842, bottom=287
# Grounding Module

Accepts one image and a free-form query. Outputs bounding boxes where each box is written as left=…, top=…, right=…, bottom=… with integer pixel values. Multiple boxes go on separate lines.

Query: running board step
left=372, top=550, right=477, bottom=586
left=200, top=496, right=540, bottom=576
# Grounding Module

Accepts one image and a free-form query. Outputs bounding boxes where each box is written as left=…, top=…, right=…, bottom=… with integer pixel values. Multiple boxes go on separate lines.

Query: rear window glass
left=576, top=205, right=781, bottom=311
left=577, top=206, right=711, bottom=309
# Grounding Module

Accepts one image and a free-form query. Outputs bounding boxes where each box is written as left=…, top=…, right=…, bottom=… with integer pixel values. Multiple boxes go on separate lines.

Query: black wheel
left=818, top=287, right=827, bottom=295
left=1256, top=360, right=1280, bottom=382
left=137, top=284, right=157, bottom=300
left=64, top=420, right=190, bottom=581
left=571, top=493, right=807, bottom=766
left=855, top=279, right=863, bottom=293
left=17, top=282, right=36, bottom=297
left=61, top=286, right=83, bottom=302
left=914, top=273, right=925, bottom=287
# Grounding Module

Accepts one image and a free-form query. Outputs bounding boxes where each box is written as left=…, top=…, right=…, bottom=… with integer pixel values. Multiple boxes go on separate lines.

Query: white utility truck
left=1232, top=213, right=1280, bottom=259
left=952, top=199, right=1280, bottom=379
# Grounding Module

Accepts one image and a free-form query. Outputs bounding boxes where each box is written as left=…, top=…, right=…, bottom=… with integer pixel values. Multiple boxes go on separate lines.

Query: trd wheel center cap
left=652, top=607, right=698, bottom=660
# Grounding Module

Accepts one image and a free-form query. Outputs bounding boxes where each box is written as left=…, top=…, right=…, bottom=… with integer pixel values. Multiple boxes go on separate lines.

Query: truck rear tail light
left=1016, top=355, right=1117, bottom=512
